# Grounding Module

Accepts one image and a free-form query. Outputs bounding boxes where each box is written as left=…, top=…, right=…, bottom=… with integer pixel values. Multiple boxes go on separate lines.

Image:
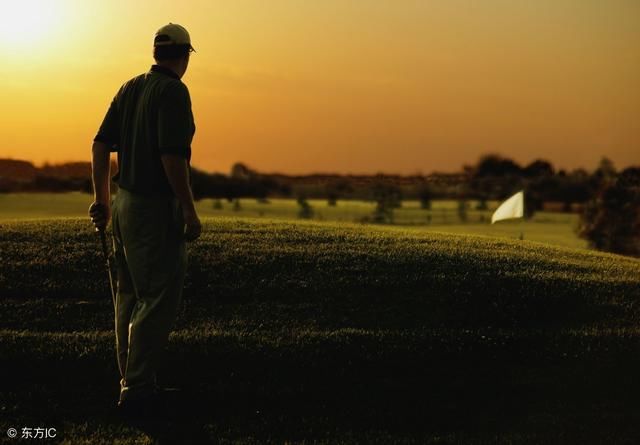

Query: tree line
left=0, top=156, right=619, bottom=209
left=1, top=155, right=637, bottom=256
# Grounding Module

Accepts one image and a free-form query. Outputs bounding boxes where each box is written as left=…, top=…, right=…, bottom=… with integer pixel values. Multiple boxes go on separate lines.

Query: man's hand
left=182, top=206, right=201, bottom=241
left=91, top=141, right=111, bottom=232
left=161, top=154, right=200, bottom=241
left=89, top=201, right=110, bottom=232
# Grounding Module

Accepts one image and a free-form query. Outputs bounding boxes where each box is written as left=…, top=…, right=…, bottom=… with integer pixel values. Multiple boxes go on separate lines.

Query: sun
left=0, top=0, right=62, bottom=50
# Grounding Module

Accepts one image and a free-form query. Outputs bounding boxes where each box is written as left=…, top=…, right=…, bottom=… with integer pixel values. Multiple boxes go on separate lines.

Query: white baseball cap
left=154, top=23, right=195, bottom=52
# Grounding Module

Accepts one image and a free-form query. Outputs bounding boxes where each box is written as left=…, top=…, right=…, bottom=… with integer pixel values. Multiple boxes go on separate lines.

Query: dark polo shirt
left=94, top=65, right=195, bottom=196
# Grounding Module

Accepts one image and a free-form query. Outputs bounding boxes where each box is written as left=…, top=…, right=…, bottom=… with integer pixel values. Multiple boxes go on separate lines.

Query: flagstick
left=519, top=217, right=524, bottom=240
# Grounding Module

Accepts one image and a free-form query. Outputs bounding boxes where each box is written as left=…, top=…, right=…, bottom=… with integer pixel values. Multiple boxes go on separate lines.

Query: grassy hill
left=1, top=218, right=639, bottom=444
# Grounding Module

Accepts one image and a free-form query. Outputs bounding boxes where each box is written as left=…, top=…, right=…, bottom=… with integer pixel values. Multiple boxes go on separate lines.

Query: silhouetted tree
left=327, top=192, right=338, bottom=206
left=297, top=196, right=314, bottom=219
left=523, top=159, right=554, bottom=178
left=370, top=177, right=402, bottom=223
left=230, top=162, right=253, bottom=180
left=589, top=157, right=617, bottom=191
left=523, top=189, right=543, bottom=219
left=558, top=172, right=591, bottom=212
left=325, top=179, right=354, bottom=206
left=418, top=184, right=432, bottom=210
left=470, top=154, right=524, bottom=200
left=474, top=154, right=522, bottom=178
left=579, top=167, right=640, bottom=256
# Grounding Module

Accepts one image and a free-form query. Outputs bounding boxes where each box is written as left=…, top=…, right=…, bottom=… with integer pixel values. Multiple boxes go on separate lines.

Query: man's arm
left=161, top=154, right=201, bottom=241
left=89, top=141, right=112, bottom=231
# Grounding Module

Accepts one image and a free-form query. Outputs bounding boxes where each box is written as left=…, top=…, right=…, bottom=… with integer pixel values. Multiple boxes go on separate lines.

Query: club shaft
left=99, top=230, right=117, bottom=308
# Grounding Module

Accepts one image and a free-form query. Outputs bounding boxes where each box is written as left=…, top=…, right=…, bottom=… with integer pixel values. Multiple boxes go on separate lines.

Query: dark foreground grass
left=1, top=217, right=640, bottom=444
left=1, top=217, right=639, bottom=328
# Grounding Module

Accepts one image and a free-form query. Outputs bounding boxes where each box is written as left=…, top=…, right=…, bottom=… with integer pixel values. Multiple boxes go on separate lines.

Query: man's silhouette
left=89, top=23, right=201, bottom=425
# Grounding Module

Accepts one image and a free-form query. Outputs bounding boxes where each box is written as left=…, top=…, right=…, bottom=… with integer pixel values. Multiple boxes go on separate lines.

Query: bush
left=579, top=167, right=640, bottom=256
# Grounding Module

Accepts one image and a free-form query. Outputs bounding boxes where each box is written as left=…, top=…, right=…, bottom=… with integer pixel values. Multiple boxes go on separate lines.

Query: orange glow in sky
left=1, top=0, right=638, bottom=174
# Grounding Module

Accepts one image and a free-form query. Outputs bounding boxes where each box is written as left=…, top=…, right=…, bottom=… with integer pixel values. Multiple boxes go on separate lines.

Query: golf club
left=93, top=203, right=117, bottom=308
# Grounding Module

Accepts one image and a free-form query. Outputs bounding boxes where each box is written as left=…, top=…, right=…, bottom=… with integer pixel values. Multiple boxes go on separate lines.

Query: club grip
left=90, top=202, right=108, bottom=233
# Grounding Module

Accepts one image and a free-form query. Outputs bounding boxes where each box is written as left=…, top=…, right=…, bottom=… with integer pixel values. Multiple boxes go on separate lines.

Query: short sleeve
left=158, top=81, right=194, bottom=159
left=94, top=94, right=120, bottom=151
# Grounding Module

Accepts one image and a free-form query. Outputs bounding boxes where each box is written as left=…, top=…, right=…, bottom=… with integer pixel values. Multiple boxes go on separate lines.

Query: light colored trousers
left=111, top=188, right=187, bottom=402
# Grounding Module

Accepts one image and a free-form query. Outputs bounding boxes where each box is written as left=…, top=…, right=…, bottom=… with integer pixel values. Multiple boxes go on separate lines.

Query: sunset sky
left=1, top=0, right=638, bottom=174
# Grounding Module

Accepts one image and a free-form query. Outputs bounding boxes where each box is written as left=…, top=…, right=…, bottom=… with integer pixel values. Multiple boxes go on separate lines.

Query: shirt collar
left=150, top=65, right=180, bottom=80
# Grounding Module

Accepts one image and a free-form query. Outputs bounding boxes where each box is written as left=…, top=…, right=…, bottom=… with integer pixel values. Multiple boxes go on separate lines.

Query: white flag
left=491, top=191, right=524, bottom=224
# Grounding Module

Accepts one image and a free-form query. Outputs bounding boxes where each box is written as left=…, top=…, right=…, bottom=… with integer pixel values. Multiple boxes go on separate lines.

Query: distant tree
left=32, top=175, right=78, bottom=192
left=590, top=157, right=617, bottom=191
left=191, top=168, right=238, bottom=201
left=297, top=196, right=314, bottom=219
left=233, top=199, right=242, bottom=211
left=469, top=154, right=524, bottom=200
left=474, top=154, right=522, bottom=178
left=280, top=183, right=293, bottom=197
left=370, top=177, right=402, bottom=224
left=523, top=159, right=555, bottom=178
left=230, top=162, right=253, bottom=180
left=559, top=174, right=591, bottom=212
left=213, top=199, right=223, bottom=210
left=571, top=168, right=590, bottom=180
left=579, top=167, right=640, bottom=256
left=372, top=201, right=394, bottom=224
left=525, top=175, right=562, bottom=217
left=523, top=190, right=543, bottom=219
left=0, top=158, right=37, bottom=182
left=326, top=179, right=354, bottom=206
left=595, top=157, right=617, bottom=178
left=457, top=200, right=469, bottom=222
left=417, top=184, right=432, bottom=210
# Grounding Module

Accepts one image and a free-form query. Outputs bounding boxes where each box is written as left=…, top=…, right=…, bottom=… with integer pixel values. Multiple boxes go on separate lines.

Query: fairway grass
left=0, top=192, right=587, bottom=250
left=1, top=217, right=639, bottom=444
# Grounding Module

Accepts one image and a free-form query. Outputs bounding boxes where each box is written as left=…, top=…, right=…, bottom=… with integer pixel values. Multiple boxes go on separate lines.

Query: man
left=89, top=23, right=201, bottom=414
